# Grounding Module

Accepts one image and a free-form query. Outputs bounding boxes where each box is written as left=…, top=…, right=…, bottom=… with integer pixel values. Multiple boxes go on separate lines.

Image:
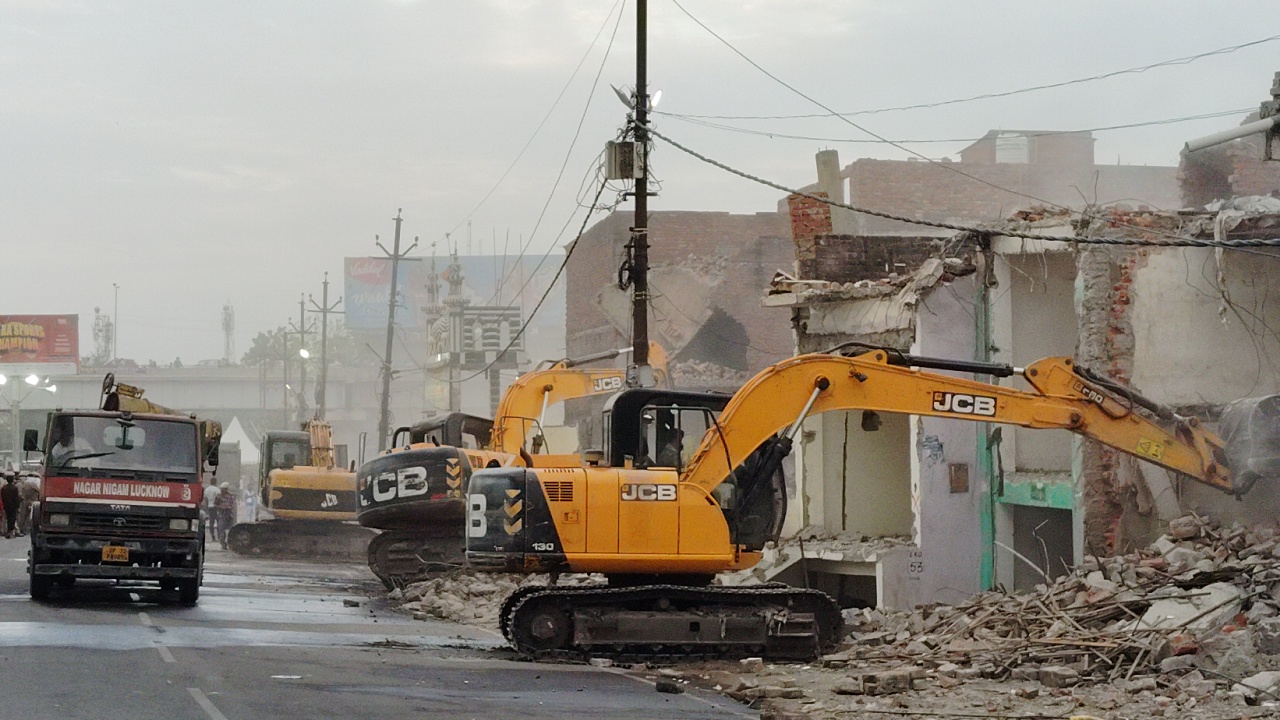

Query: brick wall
left=566, top=209, right=795, bottom=372
left=796, top=234, right=943, bottom=282
left=1179, top=135, right=1280, bottom=206
left=787, top=192, right=832, bottom=242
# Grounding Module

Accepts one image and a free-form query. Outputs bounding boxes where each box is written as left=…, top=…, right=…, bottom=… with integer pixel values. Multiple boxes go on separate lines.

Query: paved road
left=0, top=537, right=751, bottom=719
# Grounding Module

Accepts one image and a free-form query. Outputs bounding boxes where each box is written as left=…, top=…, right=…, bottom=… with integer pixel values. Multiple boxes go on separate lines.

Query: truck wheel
left=177, top=577, right=200, bottom=605
left=30, top=573, right=52, bottom=601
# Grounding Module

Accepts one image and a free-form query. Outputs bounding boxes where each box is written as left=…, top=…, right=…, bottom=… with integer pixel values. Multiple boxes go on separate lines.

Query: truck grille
left=76, top=514, right=168, bottom=532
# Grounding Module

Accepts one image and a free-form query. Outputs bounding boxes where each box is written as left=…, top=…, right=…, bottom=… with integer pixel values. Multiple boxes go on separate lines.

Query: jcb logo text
left=593, top=376, right=623, bottom=393
left=621, top=483, right=677, bottom=501
left=361, top=466, right=428, bottom=506
left=932, top=392, right=996, bottom=417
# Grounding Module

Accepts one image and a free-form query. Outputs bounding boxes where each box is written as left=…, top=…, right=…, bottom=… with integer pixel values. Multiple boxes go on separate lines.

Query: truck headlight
left=169, top=519, right=191, bottom=531
left=48, top=513, right=71, bottom=526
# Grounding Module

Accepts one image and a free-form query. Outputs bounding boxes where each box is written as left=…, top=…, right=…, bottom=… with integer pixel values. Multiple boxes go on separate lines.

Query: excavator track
left=503, top=584, right=843, bottom=662
left=226, top=521, right=376, bottom=561
left=366, top=530, right=465, bottom=589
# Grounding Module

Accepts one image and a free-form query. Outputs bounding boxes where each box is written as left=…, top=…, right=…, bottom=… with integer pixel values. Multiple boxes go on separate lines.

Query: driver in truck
left=48, top=417, right=94, bottom=467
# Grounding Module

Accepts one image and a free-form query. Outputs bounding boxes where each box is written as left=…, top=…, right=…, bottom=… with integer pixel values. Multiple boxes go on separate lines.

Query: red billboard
left=0, top=314, right=79, bottom=373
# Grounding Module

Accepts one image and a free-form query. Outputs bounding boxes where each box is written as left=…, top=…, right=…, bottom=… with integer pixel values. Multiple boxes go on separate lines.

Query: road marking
left=138, top=611, right=175, bottom=662
left=187, top=688, right=230, bottom=720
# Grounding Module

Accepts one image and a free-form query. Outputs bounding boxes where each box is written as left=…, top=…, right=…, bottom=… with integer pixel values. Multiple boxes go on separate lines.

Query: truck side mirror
left=23, top=429, right=39, bottom=452
left=207, top=445, right=220, bottom=467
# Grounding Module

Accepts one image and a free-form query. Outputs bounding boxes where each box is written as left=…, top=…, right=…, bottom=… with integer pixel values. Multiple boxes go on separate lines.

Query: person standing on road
left=215, top=482, right=237, bottom=549
left=16, top=472, right=39, bottom=536
left=203, top=481, right=222, bottom=542
left=1, top=473, right=20, bottom=538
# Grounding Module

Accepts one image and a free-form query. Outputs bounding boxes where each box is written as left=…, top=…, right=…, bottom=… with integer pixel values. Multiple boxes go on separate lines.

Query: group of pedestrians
left=1, top=470, right=40, bottom=538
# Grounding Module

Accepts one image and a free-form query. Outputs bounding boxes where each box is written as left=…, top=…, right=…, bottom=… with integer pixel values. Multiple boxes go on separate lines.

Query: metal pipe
left=784, top=377, right=830, bottom=441
left=1184, top=116, right=1279, bottom=154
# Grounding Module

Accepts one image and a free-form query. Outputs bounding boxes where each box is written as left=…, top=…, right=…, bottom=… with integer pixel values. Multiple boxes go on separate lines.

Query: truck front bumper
left=31, top=533, right=202, bottom=580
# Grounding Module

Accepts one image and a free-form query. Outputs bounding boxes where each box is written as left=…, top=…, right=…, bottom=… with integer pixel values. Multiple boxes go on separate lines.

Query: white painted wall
left=1131, top=247, right=1280, bottom=524
left=910, top=275, right=985, bottom=604
left=823, top=410, right=913, bottom=537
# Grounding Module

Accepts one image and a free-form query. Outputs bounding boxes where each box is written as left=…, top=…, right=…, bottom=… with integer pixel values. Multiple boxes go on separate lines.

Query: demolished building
left=764, top=187, right=1280, bottom=611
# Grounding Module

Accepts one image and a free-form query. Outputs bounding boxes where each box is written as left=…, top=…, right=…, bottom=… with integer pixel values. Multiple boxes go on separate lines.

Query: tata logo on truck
left=621, top=483, right=677, bottom=501
left=932, top=392, right=997, bottom=417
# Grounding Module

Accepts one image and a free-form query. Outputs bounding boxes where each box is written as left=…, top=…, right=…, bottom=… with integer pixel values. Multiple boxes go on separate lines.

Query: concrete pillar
left=815, top=150, right=858, bottom=235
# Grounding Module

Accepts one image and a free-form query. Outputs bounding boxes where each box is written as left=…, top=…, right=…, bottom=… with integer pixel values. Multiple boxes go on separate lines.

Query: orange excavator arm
left=490, top=342, right=671, bottom=455
left=680, top=348, right=1235, bottom=496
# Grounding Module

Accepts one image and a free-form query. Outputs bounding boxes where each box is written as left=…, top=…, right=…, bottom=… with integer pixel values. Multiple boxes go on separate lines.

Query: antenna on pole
left=308, top=272, right=344, bottom=420
left=376, top=209, right=418, bottom=452
left=627, top=0, right=653, bottom=388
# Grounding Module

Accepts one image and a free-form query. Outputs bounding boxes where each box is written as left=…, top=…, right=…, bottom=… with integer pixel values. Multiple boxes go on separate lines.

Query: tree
left=241, top=327, right=288, bottom=368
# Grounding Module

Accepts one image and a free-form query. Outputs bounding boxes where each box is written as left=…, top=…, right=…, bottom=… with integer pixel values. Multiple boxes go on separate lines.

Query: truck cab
left=28, top=409, right=217, bottom=603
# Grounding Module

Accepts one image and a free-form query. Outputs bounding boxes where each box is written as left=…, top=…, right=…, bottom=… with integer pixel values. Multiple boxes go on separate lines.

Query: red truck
left=25, top=376, right=221, bottom=604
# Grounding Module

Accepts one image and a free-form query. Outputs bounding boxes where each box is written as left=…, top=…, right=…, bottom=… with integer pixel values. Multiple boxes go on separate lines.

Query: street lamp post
left=298, top=348, right=310, bottom=422
left=0, top=374, right=57, bottom=470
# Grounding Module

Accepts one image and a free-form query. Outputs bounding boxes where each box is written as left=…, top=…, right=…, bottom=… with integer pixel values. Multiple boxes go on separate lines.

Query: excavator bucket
left=1219, top=395, right=1280, bottom=495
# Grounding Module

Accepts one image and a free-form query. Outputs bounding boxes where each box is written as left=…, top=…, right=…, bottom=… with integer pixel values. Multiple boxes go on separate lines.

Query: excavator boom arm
left=491, top=342, right=670, bottom=454
left=681, top=350, right=1232, bottom=495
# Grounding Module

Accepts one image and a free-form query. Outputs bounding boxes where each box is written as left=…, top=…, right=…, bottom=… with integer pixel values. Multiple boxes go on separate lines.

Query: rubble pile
left=670, top=360, right=752, bottom=386
left=393, top=571, right=604, bottom=627
left=826, top=515, right=1280, bottom=700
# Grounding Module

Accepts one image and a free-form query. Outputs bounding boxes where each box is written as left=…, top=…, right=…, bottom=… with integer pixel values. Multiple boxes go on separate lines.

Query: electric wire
left=667, top=0, right=1256, bottom=243
left=661, top=28, right=1280, bottom=120
left=660, top=107, right=1254, bottom=146
left=647, top=125, right=1280, bottom=248
left=482, top=0, right=627, bottom=309
left=440, top=0, right=624, bottom=241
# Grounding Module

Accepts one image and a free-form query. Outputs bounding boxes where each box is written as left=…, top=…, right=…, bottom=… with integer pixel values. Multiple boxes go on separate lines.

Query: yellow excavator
left=226, top=418, right=373, bottom=558
left=358, top=345, right=670, bottom=588
left=466, top=345, right=1278, bottom=660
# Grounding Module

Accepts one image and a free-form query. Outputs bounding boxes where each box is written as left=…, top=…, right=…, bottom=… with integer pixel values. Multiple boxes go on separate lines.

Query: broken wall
left=843, top=158, right=1179, bottom=235
left=1129, top=246, right=1280, bottom=527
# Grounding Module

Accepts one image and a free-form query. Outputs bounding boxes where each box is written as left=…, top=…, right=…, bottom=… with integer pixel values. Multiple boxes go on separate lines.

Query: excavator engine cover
left=1219, top=395, right=1280, bottom=495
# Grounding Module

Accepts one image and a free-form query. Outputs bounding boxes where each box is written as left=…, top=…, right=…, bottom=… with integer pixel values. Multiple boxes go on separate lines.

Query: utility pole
left=308, top=272, right=343, bottom=420
left=288, top=293, right=316, bottom=424
left=376, top=210, right=417, bottom=452
left=628, top=0, right=652, bottom=387
left=112, top=283, right=119, bottom=361
left=281, top=326, right=290, bottom=427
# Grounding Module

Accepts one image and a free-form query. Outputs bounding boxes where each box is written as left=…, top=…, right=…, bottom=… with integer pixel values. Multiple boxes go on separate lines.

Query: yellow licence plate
left=102, top=546, right=129, bottom=562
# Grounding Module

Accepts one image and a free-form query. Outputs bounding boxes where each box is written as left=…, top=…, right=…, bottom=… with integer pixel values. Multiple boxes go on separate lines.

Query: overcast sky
left=2, top=0, right=1276, bottom=364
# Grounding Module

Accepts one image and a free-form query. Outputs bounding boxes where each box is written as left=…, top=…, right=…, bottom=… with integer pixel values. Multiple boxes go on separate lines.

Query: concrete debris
left=767, top=256, right=976, bottom=302
left=720, top=529, right=913, bottom=587
left=393, top=569, right=602, bottom=627
left=826, top=516, right=1280, bottom=689
left=669, top=360, right=751, bottom=387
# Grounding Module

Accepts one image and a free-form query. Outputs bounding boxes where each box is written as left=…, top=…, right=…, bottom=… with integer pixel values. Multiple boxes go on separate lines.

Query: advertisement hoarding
left=0, top=314, right=79, bottom=375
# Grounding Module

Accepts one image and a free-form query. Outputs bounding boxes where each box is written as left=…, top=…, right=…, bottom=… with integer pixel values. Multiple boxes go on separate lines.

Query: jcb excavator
left=226, top=418, right=373, bottom=558
left=467, top=346, right=1280, bottom=661
left=357, top=345, right=671, bottom=588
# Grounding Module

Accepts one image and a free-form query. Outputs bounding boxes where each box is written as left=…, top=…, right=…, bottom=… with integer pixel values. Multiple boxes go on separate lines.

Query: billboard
left=0, top=314, right=79, bottom=375
left=343, top=255, right=566, bottom=360
left=343, top=257, right=428, bottom=330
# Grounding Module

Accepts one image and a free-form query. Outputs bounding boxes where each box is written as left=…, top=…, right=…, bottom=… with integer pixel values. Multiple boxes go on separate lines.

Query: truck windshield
left=47, top=415, right=199, bottom=480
